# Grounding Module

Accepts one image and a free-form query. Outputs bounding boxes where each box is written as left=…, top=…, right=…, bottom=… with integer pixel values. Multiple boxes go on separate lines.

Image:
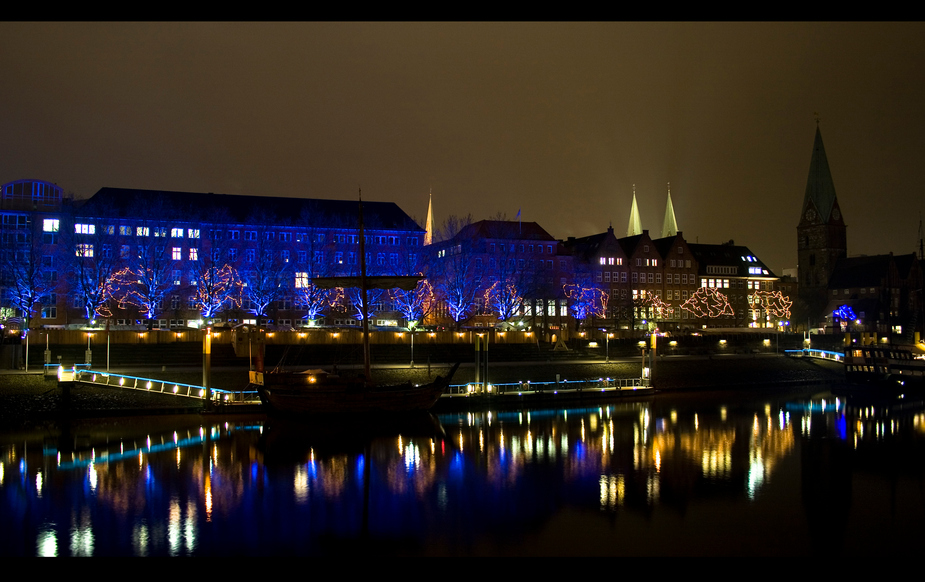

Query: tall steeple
left=662, top=182, right=678, bottom=238
left=627, top=185, right=643, bottom=237
left=797, top=120, right=847, bottom=302
left=802, top=124, right=840, bottom=223
left=424, top=188, right=434, bottom=246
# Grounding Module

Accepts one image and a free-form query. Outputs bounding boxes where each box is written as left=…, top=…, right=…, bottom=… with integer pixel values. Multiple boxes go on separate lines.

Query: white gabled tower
left=662, top=182, right=678, bottom=239
left=627, top=185, right=643, bottom=237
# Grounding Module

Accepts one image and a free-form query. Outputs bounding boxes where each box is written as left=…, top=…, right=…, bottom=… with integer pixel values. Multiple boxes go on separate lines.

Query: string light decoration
left=748, top=290, right=792, bottom=320
left=647, top=293, right=674, bottom=320
left=563, top=283, right=609, bottom=321
left=193, top=264, right=243, bottom=318
left=680, top=287, right=735, bottom=319
left=106, top=266, right=175, bottom=318
left=833, top=304, right=857, bottom=321
left=484, top=281, right=523, bottom=321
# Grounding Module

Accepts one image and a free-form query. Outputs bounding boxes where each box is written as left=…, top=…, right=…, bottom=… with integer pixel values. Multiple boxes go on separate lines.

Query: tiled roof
left=75, top=187, right=424, bottom=232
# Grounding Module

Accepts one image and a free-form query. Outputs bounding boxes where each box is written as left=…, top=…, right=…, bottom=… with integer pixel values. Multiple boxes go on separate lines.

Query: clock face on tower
left=832, top=207, right=840, bottom=221
left=805, top=208, right=816, bottom=222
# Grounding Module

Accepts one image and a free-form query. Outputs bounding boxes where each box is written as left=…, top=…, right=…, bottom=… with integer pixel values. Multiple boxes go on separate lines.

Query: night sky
left=3, top=22, right=924, bottom=275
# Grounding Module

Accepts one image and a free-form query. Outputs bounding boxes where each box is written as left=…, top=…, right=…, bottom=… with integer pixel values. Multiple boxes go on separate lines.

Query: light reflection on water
left=1, top=388, right=925, bottom=556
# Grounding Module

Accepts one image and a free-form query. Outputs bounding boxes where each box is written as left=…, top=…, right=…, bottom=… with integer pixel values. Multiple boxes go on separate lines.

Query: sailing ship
left=251, top=190, right=458, bottom=415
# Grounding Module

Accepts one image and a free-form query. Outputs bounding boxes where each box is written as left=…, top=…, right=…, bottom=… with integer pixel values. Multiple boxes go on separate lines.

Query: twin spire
left=627, top=183, right=678, bottom=238
left=423, top=183, right=678, bottom=244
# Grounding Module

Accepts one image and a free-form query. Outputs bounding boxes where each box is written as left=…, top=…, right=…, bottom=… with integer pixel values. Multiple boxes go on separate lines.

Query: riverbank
left=0, top=354, right=842, bottom=428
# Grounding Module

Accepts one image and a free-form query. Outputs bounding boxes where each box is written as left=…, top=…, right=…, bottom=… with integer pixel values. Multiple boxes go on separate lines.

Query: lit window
left=295, top=272, right=309, bottom=288
left=172, top=228, right=183, bottom=238
left=189, top=248, right=198, bottom=261
left=75, top=223, right=95, bottom=235
left=76, top=244, right=93, bottom=257
left=188, top=229, right=200, bottom=239
left=136, top=226, right=149, bottom=237
left=172, top=247, right=182, bottom=260
left=43, top=219, right=59, bottom=232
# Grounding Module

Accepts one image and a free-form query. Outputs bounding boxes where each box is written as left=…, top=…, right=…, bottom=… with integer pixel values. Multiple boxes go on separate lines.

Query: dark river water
left=2, top=386, right=924, bottom=556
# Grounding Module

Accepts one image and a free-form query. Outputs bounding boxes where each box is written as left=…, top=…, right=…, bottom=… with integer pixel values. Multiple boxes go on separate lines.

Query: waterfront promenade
left=0, top=352, right=843, bottom=427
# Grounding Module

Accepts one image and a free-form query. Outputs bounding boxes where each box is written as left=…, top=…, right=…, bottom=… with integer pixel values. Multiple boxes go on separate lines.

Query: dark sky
left=3, top=22, right=924, bottom=274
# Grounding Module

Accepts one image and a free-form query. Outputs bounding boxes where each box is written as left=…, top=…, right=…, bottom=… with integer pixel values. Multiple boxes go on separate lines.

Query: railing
left=445, top=376, right=651, bottom=396
left=72, top=369, right=260, bottom=404
left=784, top=348, right=844, bottom=363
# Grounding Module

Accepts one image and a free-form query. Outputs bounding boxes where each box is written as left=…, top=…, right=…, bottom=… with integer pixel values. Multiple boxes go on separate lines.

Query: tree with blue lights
left=0, top=211, right=54, bottom=332
left=239, top=217, right=293, bottom=319
left=569, top=286, right=608, bottom=321
left=428, top=215, right=482, bottom=328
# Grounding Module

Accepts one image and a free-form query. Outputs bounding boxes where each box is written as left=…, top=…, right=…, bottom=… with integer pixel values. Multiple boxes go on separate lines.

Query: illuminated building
left=651, top=232, right=699, bottom=330
left=0, top=182, right=425, bottom=330
left=561, top=226, right=629, bottom=329
left=687, top=242, right=780, bottom=328
left=825, top=253, right=922, bottom=336
left=428, top=220, right=572, bottom=334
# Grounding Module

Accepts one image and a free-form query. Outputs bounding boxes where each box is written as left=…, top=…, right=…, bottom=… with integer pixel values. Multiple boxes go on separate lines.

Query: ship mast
left=358, top=189, right=372, bottom=382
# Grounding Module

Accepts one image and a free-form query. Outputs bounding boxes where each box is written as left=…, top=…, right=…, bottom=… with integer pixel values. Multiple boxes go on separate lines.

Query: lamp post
left=409, top=320, right=417, bottom=369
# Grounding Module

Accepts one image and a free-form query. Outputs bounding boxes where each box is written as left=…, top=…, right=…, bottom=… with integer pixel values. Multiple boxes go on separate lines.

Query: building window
left=43, top=219, right=59, bottom=232
left=244, top=231, right=257, bottom=241
left=172, top=247, right=182, bottom=260
left=136, top=226, right=149, bottom=237
left=229, top=230, right=239, bottom=240
left=189, top=248, right=198, bottom=261
left=76, top=244, right=93, bottom=257
left=295, top=272, right=309, bottom=288
left=247, top=249, right=256, bottom=263
left=188, top=229, right=200, bottom=239
left=75, top=223, right=95, bottom=235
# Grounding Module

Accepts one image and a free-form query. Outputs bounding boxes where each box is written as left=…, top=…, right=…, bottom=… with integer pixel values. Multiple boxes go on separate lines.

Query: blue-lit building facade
left=2, top=179, right=790, bottom=337
left=1, top=180, right=426, bottom=330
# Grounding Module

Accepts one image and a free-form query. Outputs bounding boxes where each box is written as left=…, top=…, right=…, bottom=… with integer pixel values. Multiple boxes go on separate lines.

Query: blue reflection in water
left=2, top=391, right=925, bottom=556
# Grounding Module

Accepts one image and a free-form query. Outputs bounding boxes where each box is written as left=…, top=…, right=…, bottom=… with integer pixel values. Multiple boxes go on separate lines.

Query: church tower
left=797, top=123, right=847, bottom=302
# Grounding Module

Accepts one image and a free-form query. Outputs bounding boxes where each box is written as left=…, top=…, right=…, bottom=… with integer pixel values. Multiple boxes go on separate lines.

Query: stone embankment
left=0, top=352, right=841, bottom=428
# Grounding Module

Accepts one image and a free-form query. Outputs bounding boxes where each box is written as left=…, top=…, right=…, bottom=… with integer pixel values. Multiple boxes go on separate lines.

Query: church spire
left=802, top=123, right=839, bottom=223
left=424, top=188, right=434, bottom=246
left=627, top=185, right=642, bottom=237
left=662, top=182, right=678, bottom=238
